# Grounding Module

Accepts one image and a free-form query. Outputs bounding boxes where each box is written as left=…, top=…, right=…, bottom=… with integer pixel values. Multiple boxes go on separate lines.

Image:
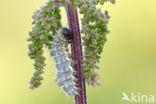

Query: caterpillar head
left=62, top=27, right=72, bottom=43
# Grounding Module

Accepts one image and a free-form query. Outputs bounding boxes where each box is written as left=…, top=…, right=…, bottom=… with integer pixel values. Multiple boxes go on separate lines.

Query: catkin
left=49, top=30, right=78, bottom=96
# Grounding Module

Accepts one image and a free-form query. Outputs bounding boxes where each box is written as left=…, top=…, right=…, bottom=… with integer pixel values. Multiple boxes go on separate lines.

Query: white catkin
left=50, top=30, right=78, bottom=96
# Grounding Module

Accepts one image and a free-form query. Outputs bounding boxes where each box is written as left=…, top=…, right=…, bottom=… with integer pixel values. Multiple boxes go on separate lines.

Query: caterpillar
left=49, top=29, right=78, bottom=96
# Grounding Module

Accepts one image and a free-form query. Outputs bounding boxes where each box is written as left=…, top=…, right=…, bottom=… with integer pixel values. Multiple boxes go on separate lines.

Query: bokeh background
left=0, top=0, right=156, bottom=104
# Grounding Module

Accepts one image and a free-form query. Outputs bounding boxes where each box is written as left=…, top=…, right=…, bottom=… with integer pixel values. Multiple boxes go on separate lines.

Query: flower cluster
left=28, top=0, right=62, bottom=89
left=76, top=0, right=115, bottom=86
left=49, top=30, right=78, bottom=96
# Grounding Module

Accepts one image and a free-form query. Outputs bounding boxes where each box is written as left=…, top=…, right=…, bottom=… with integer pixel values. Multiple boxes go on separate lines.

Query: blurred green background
left=0, top=0, right=156, bottom=104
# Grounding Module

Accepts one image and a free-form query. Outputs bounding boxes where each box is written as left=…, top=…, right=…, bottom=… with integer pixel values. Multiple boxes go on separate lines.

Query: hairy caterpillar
left=49, top=29, right=78, bottom=96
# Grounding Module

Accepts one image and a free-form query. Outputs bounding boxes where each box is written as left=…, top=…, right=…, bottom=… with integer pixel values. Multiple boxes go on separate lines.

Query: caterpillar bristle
left=50, top=29, right=78, bottom=96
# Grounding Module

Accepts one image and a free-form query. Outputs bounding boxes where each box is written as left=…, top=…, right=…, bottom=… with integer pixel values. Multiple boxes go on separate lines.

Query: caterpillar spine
left=50, top=30, right=78, bottom=96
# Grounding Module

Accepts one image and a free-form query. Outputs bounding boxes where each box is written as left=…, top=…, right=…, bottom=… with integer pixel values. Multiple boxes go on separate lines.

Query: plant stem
left=65, top=0, right=87, bottom=104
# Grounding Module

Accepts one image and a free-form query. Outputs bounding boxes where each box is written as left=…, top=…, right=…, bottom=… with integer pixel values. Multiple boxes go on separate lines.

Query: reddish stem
left=65, top=1, right=87, bottom=104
